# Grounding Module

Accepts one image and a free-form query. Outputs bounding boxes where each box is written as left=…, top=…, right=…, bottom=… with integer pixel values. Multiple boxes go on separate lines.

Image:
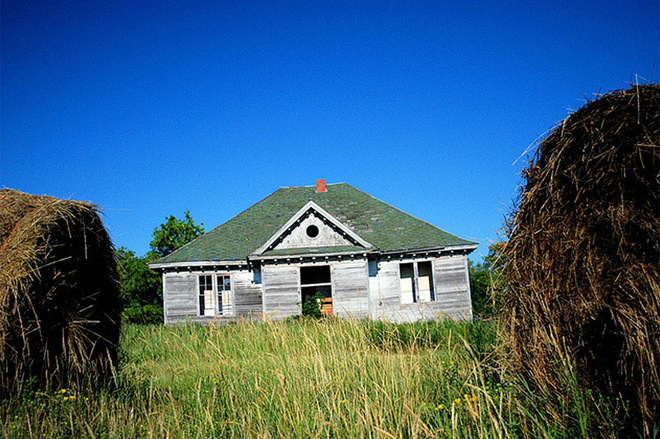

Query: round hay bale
left=501, top=84, right=659, bottom=435
left=0, top=190, right=122, bottom=394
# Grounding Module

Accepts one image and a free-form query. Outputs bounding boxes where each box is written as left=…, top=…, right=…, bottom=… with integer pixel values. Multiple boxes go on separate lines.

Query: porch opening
left=300, top=265, right=332, bottom=316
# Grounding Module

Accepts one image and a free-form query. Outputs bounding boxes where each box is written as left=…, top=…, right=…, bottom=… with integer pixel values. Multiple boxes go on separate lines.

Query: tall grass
left=1, top=319, right=625, bottom=438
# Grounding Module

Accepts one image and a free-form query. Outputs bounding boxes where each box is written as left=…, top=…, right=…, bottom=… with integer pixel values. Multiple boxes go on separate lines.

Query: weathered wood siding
left=233, top=270, right=263, bottom=319
left=261, top=259, right=370, bottom=320
left=163, top=268, right=262, bottom=325
left=262, top=264, right=300, bottom=319
left=332, top=260, right=369, bottom=318
left=161, top=254, right=472, bottom=325
left=369, top=255, right=472, bottom=323
left=433, top=255, right=472, bottom=320
left=370, top=260, right=415, bottom=323
left=163, top=273, right=198, bottom=323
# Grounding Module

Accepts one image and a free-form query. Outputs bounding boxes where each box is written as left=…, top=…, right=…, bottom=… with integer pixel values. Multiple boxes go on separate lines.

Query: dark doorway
left=300, top=265, right=332, bottom=316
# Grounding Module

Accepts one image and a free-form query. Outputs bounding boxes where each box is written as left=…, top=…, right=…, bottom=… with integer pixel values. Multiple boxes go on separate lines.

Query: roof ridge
left=279, top=182, right=346, bottom=189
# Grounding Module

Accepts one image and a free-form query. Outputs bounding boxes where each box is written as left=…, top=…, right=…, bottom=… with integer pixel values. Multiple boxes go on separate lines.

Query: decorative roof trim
left=148, top=243, right=478, bottom=270
left=148, top=260, right=247, bottom=270
left=250, top=200, right=374, bottom=256
left=380, top=243, right=478, bottom=256
left=249, top=249, right=378, bottom=262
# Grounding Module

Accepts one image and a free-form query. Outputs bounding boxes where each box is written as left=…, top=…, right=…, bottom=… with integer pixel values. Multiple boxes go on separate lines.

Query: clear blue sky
left=2, top=0, right=658, bottom=261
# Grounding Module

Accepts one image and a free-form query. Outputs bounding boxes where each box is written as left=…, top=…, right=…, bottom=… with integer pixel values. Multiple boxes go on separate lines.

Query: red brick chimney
left=316, top=179, right=326, bottom=193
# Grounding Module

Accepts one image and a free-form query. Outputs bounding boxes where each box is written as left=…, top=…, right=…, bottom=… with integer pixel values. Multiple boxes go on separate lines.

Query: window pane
left=199, top=275, right=214, bottom=316
left=300, top=265, right=331, bottom=285
left=221, top=289, right=233, bottom=316
left=204, top=290, right=214, bottom=315
left=199, top=275, right=212, bottom=294
left=216, top=276, right=223, bottom=314
left=216, top=275, right=233, bottom=316
left=418, top=261, right=434, bottom=302
left=216, top=275, right=230, bottom=292
left=400, top=263, right=416, bottom=304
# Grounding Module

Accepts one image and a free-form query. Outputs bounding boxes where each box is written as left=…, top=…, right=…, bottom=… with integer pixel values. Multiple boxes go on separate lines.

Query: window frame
left=399, top=262, right=417, bottom=304
left=198, top=274, right=214, bottom=316
left=299, top=264, right=333, bottom=315
left=197, top=273, right=234, bottom=317
left=398, top=260, right=435, bottom=304
left=300, top=265, right=332, bottom=298
left=216, top=274, right=234, bottom=317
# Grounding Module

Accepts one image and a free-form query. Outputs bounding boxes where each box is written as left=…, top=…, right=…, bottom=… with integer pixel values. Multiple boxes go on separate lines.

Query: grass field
left=1, top=319, right=626, bottom=438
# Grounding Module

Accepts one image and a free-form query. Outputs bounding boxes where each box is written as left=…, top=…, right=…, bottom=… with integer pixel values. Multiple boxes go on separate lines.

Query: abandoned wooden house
left=148, top=181, right=477, bottom=324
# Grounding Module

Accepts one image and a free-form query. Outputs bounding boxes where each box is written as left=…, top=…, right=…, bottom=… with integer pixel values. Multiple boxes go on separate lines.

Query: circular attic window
left=306, top=224, right=319, bottom=238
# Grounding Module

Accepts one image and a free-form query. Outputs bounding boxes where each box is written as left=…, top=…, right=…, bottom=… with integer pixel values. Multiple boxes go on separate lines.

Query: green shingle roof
left=153, top=183, right=476, bottom=264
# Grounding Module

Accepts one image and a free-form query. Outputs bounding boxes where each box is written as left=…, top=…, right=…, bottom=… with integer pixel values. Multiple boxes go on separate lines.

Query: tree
left=116, top=247, right=162, bottom=324
left=469, top=243, right=504, bottom=318
left=149, top=211, right=204, bottom=258
left=117, top=212, right=204, bottom=324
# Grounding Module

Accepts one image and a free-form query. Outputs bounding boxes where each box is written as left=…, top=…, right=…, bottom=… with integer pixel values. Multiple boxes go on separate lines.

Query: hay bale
left=0, top=190, right=121, bottom=394
left=501, top=84, right=659, bottom=435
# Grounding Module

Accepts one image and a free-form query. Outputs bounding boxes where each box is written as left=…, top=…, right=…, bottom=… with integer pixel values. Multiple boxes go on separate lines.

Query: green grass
left=1, top=319, right=626, bottom=438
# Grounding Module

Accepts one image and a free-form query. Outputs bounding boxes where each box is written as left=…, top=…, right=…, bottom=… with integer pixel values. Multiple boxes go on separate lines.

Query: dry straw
left=501, top=84, right=659, bottom=436
left=0, top=189, right=121, bottom=395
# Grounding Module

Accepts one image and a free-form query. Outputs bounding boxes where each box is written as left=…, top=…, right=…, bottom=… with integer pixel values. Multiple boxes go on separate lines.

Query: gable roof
left=152, top=183, right=476, bottom=264
left=252, top=200, right=375, bottom=255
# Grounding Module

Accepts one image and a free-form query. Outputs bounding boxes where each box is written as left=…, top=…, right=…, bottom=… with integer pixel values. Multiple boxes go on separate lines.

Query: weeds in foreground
left=1, top=319, right=626, bottom=438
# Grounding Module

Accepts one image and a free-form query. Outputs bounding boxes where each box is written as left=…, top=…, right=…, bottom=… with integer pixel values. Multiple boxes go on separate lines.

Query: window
left=217, top=274, right=233, bottom=316
left=198, top=274, right=234, bottom=317
left=399, top=261, right=435, bottom=304
left=399, top=263, right=416, bottom=304
left=199, top=275, right=214, bottom=316
left=306, top=224, right=319, bottom=238
left=417, top=261, right=435, bottom=302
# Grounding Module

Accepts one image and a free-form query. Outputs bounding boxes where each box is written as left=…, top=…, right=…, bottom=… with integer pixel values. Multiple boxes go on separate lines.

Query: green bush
left=123, top=304, right=163, bottom=325
left=301, top=293, right=323, bottom=318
